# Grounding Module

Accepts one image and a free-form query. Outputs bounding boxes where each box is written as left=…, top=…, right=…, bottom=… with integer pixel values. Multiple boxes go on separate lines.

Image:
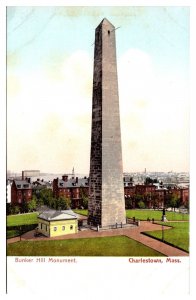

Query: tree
left=27, top=197, right=37, bottom=212
left=21, top=200, right=28, bottom=213
left=82, top=196, right=88, bottom=209
left=137, top=200, right=146, bottom=209
left=34, top=191, right=44, bottom=207
left=125, top=197, right=135, bottom=209
left=169, top=194, right=179, bottom=211
left=79, top=187, right=89, bottom=209
left=10, top=204, right=20, bottom=214
left=57, top=196, right=71, bottom=210
left=145, top=177, right=158, bottom=185
left=48, top=196, right=56, bottom=209
left=39, top=188, right=53, bottom=206
left=134, top=194, right=144, bottom=207
left=166, top=193, right=179, bottom=211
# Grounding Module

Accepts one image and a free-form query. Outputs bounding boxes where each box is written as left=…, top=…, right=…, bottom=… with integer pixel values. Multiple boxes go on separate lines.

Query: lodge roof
left=38, top=209, right=77, bottom=221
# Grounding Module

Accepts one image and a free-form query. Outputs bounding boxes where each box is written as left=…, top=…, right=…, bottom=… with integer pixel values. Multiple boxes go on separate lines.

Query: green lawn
left=7, top=236, right=164, bottom=256
left=74, top=209, right=189, bottom=221
left=7, top=210, right=188, bottom=225
left=7, top=230, right=20, bottom=239
left=143, top=222, right=189, bottom=252
left=126, top=210, right=189, bottom=221
left=74, top=209, right=88, bottom=216
left=7, top=212, right=38, bottom=226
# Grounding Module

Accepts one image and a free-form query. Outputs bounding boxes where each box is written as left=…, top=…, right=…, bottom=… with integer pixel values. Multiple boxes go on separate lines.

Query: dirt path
left=7, top=221, right=188, bottom=257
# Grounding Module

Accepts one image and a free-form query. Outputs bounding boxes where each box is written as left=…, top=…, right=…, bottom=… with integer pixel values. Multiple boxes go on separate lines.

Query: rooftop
left=57, top=177, right=89, bottom=188
left=38, top=209, right=77, bottom=221
left=14, top=180, right=32, bottom=189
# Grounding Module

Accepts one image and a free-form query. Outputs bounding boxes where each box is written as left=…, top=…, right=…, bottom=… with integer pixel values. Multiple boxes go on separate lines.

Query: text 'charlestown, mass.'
left=128, top=258, right=182, bottom=263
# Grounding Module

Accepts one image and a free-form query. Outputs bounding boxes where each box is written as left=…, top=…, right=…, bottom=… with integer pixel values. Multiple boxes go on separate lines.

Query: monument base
left=161, top=215, right=168, bottom=222
left=84, top=222, right=138, bottom=232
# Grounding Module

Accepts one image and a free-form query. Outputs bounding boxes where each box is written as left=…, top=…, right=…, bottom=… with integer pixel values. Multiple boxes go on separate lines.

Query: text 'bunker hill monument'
left=88, top=18, right=126, bottom=228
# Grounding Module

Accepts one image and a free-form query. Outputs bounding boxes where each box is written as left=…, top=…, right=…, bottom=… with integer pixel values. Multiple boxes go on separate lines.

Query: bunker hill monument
left=88, top=18, right=126, bottom=228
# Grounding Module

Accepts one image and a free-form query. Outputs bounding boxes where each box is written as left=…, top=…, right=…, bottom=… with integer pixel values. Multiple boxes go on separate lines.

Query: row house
left=167, top=187, right=189, bottom=207
left=53, top=176, right=189, bottom=210
left=124, top=183, right=189, bottom=209
left=124, top=184, right=164, bottom=209
left=53, top=175, right=89, bottom=208
left=11, top=180, right=33, bottom=205
left=135, top=184, right=156, bottom=195
left=180, top=188, right=189, bottom=206
left=154, top=189, right=165, bottom=208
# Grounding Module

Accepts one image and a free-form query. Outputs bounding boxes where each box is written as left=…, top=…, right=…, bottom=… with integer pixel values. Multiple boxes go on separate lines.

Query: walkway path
left=7, top=221, right=188, bottom=257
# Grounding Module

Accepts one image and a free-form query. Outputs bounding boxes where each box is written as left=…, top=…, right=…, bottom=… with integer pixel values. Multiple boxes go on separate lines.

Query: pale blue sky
left=7, top=6, right=190, bottom=173
left=8, top=6, right=189, bottom=73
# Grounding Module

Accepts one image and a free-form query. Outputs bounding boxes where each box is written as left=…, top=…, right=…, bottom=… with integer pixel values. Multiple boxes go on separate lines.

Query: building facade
left=53, top=175, right=89, bottom=208
left=53, top=175, right=189, bottom=210
left=11, top=180, right=32, bottom=205
left=37, top=210, right=78, bottom=237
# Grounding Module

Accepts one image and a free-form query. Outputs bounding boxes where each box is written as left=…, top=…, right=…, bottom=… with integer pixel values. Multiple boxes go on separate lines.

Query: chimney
left=22, top=171, right=24, bottom=180
left=62, top=175, right=68, bottom=182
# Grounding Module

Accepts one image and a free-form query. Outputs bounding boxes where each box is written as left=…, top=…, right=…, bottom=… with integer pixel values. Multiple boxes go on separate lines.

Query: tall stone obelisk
left=88, top=18, right=126, bottom=228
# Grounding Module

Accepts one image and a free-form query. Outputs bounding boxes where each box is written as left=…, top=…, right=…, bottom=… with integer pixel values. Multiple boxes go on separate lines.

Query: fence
left=126, top=218, right=140, bottom=226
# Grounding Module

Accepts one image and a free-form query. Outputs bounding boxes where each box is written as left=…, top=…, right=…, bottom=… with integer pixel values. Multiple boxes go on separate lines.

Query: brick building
left=53, top=175, right=89, bottom=209
left=166, top=187, right=189, bottom=207
left=53, top=176, right=189, bottom=210
left=124, top=183, right=188, bottom=209
left=154, top=189, right=166, bottom=208
left=124, top=184, right=164, bottom=209
left=11, top=180, right=33, bottom=205
left=180, top=188, right=189, bottom=206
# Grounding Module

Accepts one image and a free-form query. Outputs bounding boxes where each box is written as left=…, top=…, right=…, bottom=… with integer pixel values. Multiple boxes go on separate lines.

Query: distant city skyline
left=7, top=6, right=189, bottom=174
left=7, top=169, right=190, bottom=177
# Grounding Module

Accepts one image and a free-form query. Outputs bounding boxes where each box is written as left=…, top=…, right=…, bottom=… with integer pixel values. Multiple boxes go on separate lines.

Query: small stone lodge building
left=37, top=210, right=78, bottom=237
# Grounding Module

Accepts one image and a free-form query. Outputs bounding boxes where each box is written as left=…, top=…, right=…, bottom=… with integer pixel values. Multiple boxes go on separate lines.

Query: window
left=70, top=225, right=73, bottom=230
left=54, top=227, right=57, bottom=231
left=23, top=184, right=29, bottom=188
left=17, top=185, right=21, bottom=188
left=46, top=225, right=47, bottom=231
left=41, top=223, right=43, bottom=229
left=62, top=226, right=65, bottom=231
